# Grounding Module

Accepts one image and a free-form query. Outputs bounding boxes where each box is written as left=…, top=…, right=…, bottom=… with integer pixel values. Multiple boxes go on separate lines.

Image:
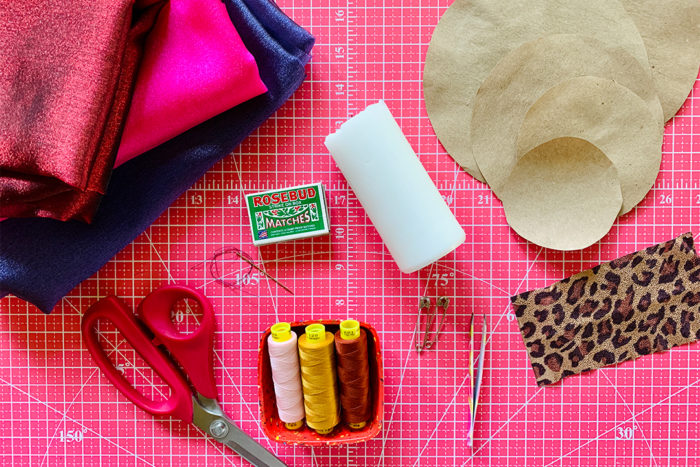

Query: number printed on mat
left=431, top=272, right=454, bottom=287
left=190, top=193, right=204, bottom=206
left=60, top=429, right=87, bottom=443
left=616, top=426, right=635, bottom=440
left=236, top=273, right=259, bottom=286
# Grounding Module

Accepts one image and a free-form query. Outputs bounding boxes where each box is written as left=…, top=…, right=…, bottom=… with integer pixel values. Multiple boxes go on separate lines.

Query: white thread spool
left=267, top=323, right=305, bottom=429
left=325, top=100, right=465, bottom=273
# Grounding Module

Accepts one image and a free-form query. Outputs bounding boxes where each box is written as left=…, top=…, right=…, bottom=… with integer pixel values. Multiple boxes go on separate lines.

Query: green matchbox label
left=245, top=183, right=330, bottom=245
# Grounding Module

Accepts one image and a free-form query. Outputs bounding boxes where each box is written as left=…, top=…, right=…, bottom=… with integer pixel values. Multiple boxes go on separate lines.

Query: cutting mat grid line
left=0, top=1, right=699, bottom=466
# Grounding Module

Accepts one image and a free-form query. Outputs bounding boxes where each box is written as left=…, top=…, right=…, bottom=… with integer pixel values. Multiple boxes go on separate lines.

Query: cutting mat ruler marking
left=1, top=1, right=699, bottom=466
left=331, top=4, right=361, bottom=464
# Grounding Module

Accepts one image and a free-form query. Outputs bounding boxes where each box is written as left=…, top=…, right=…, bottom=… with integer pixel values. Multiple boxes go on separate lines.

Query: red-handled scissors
left=81, top=285, right=286, bottom=467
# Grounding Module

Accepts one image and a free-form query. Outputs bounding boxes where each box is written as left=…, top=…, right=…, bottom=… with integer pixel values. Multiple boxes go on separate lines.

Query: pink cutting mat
left=1, top=1, right=699, bottom=466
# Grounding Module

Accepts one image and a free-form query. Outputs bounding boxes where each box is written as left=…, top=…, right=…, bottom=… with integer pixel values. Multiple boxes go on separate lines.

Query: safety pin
left=413, top=297, right=431, bottom=352
left=413, top=296, right=450, bottom=353
left=427, top=296, right=449, bottom=349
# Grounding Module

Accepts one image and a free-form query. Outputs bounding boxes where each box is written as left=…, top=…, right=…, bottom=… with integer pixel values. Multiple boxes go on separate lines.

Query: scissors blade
left=219, top=423, right=288, bottom=467
left=192, top=395, right=287, bottom=467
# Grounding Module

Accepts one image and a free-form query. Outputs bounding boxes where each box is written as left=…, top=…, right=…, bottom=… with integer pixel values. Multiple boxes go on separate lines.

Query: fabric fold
left=0, top=0, right=314, bottom=312
left=115, top=0, right=267, bottom=166
left=0, top=0, right=165, bottom=222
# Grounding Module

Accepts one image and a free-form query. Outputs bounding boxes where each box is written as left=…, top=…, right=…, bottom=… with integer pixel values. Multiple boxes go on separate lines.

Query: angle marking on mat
left=198, top=265, right=252, bottom=289
left=443, top=161, right=461, bottom=212
left=66, top=297, right=170, bottom=401
left=38, top=367, right=101, bottom=467
left=188, top=425, right=241, bottom=467
left=431, top=263, right=510, bottom=295
left=197, top=251, right=326, bottom=289
left=143, top=231, right=176, bottom=283
left=543, top=377, right=700, bottom=466
left=410, top=374, right=470, bottom=466
left=61, top=296, right=83, bottom=316
left=255, top=253, right=282, bottom=322
left=0, top=376, right=158, bottom=466
left=600, top=371, right=658, bottom=467
left=377, top=282, right=428, bottom=465
left=464, top=387, right=544, bottom=463
left=66, top=297, right=154, bottom=382
left=486, top=246, right=544, bottom=349
left=94, top=330, right=171, bottom=401
left=309, top=446, right=319, bottom=467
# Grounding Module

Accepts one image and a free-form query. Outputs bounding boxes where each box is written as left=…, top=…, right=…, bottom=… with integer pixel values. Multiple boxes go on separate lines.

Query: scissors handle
left=137, top=285, right=218, bottom=400
left=81, top=296, right=194, bottom=423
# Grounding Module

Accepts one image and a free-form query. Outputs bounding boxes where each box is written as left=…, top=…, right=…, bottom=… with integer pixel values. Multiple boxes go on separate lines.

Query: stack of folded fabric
left=0, top=0, right=166, bottom=222
left=0, top=0, right=315, bottom=312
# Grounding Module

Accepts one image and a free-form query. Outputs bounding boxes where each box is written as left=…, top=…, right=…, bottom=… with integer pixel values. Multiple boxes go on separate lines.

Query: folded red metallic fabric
left=0, top=0, right=164, bottom=222
left=512, top=233, right=700, bottom=386
left=0, top=0, right=314, bottom=312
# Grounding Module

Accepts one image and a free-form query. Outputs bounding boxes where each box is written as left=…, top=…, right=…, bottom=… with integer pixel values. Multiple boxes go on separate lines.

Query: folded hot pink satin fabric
left=115, top=0, right=268, bottom=166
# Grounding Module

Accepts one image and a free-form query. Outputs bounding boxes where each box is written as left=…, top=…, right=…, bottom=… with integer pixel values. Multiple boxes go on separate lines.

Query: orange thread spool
left=334, top=320, right=372, bottom=429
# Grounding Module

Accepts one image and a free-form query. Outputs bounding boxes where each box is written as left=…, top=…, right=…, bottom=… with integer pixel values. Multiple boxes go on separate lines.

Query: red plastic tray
left=258, top=320, right=384, bottom=446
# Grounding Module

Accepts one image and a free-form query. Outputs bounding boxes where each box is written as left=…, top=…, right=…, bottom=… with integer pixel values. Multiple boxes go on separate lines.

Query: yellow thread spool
left=298, top=323, right=340, bottom=435
left=339, top=319, right=368, bottom=430
left=270, top=323, right=304, bottom=430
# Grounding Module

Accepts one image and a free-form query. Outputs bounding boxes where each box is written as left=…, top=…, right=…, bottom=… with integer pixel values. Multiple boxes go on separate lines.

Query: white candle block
left=325, top=101, right=465, bottom=273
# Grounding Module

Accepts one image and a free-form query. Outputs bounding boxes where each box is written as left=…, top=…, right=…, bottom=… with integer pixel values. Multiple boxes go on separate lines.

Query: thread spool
left=267, top=322, right=305, bottom=430
left=298, top=323, right=340, bottom=434
left=334, top=319, right=372, bottom=429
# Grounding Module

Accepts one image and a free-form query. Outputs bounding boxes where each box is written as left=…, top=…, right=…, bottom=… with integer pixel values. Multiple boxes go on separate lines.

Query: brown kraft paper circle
left=423, top=0, right=651, bottom=182
left=516, top=76, right=663, bottom=215
left=620, top=0, right=700, bottom=121
left=500, top=137, right=622, bottom=252
left=470, top=34, right=663, bottom=196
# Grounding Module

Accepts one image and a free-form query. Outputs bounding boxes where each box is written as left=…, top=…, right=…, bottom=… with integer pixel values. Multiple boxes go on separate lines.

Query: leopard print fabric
left=511, top=233, right=700, bottom=386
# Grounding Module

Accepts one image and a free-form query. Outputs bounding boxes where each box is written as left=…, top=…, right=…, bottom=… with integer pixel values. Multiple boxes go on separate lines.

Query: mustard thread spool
left=298, top=323, right=340, bottom=435
left=306, top=323, right=326, bottom=342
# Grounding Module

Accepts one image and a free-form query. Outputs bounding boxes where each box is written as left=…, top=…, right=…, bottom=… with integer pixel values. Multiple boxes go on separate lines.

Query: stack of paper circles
left=423, top=0, right=700, bottom=251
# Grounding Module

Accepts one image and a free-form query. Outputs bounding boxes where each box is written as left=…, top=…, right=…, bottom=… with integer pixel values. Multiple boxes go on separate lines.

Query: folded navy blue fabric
left=0, top=0, right=314, bottom=312
left=243, top=0, right=315, bottom=58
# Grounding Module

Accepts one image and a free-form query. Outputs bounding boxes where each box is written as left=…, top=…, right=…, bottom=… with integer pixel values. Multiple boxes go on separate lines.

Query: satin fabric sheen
left=115, top=0, right=267, bottom=166
left=0, top=0, right=314, bottom=312
left=0, top=1, right=164, bottom=222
